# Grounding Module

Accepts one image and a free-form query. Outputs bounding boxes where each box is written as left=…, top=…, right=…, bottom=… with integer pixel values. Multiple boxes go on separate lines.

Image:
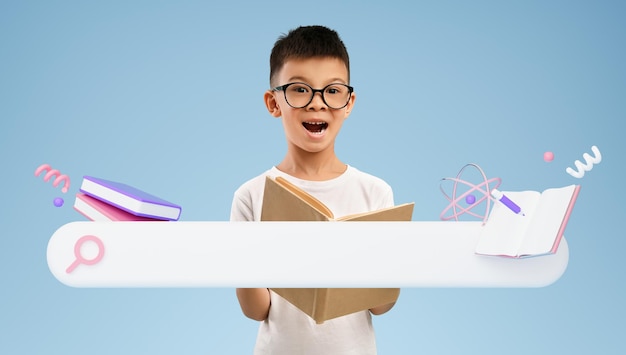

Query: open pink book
left=475, top=185, right=580, bottom=258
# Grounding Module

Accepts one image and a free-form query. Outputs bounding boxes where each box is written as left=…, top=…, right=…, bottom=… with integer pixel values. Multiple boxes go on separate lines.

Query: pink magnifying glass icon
left=66, top=235, right=105, bottom=274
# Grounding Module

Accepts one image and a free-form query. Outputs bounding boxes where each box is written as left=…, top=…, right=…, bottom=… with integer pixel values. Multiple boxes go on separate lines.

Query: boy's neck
left=277, top=150, right=347, bottom=181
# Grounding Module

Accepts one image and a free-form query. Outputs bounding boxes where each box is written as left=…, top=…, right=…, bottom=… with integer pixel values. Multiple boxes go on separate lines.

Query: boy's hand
left=369, top=301, right=396, bottom=315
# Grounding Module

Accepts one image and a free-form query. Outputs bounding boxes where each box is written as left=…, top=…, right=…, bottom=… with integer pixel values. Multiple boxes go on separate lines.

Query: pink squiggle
left=34, top=164, right=52, bottom=177
left=43, top=169, right=61, bottom=181
left=53, top=175, right=70, bottom=193
left=34, top=163, right=70, bottom=193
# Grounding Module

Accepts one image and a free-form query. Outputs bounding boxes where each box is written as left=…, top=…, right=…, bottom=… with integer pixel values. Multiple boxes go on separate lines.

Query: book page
left=475, top=191, right=541, bottom=257
left=337, top=203, right=414, bottom=221
left=275, top=177, right=334, bottom=219
left=518, top=185, right=577, bottom=256
left=74, top=193, right=158, bottom=221
left=261, top=177, right=331, bottom=221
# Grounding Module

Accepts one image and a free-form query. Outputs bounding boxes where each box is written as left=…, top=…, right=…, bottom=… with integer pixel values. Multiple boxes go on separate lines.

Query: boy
left=230, top=25, right=397, bottom=355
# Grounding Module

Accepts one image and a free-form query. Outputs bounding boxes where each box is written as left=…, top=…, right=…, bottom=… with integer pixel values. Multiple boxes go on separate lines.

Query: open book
left=261, top=175, right=410, bottom=323
left=475, top=184, right=580, bottom=258
left=261, top=176, right=414, bottom=221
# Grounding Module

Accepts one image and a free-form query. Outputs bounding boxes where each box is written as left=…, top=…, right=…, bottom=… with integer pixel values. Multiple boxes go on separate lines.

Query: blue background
left=1, top=1, right=623, bottom=353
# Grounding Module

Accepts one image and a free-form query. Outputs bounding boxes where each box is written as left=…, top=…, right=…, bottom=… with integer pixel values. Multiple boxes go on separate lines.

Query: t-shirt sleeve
left=377, top=182, right=395, bottom=209
left=230, top=187, right=254, bottom=221
left=230, top=173, right=268, bottom=221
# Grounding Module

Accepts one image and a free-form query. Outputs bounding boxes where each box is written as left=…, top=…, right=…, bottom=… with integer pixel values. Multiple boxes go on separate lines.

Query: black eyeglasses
left=272, top=82, right=354, bottom=109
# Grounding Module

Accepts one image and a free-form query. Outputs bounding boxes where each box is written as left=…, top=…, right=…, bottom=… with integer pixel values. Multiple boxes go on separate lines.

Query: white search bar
left=47, top=221, right=568, bottom=287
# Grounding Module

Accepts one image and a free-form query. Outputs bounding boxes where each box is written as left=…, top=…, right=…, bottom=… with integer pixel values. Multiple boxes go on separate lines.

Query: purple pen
left=490, top=189, right=526, bottom=216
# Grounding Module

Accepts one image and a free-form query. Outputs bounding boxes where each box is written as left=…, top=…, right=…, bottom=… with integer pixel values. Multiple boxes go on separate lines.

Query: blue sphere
left=465, top=194, right=476, bottom=205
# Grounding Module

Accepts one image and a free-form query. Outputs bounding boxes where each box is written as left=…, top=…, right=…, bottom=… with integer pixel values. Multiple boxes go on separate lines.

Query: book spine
left=311, top=289, right=330, bottom=324
left=551, top=185, right=581, bottom=253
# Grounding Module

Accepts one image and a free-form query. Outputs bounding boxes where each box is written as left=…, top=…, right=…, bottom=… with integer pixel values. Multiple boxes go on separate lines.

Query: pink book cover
left=550, top=185, right=581, bottom=253
left=73, top=193, right=163, bottom=221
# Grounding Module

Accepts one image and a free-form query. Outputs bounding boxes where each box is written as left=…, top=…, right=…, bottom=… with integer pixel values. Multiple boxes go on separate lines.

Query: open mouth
left=302, top=121, right=328, bottom=134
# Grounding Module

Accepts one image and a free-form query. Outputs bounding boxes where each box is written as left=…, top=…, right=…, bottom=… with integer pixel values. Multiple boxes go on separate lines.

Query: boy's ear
left=264, top=90, right=282, bottom=118
left=345, top=92, right=356, bottom=117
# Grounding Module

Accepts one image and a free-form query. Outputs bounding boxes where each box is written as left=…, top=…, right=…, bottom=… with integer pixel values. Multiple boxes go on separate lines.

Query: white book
left=73, top=193, right=162, bottom=221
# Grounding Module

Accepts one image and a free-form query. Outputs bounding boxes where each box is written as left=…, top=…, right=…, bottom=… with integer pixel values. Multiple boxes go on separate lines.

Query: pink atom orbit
left=440, top=163, right=501, bottom=224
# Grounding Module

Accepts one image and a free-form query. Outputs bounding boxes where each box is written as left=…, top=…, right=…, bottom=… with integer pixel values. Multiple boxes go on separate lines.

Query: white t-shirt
left=230, top=165, right=394, bottom=355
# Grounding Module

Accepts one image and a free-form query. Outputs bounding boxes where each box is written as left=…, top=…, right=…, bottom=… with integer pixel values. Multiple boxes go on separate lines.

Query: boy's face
left=265, top=57, right=355, bottom=156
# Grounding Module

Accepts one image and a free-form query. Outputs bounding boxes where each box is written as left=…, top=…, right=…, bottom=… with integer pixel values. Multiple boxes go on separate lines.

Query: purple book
left=79, top=176, right=182, bottom=221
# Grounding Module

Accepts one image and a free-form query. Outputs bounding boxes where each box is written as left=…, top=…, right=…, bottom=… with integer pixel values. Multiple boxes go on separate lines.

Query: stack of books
left=73, top=176, right=182, bottom=221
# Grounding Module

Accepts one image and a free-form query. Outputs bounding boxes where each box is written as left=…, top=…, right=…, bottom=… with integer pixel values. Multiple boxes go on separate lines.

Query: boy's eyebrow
left=286, top=76, right=348, bottom=85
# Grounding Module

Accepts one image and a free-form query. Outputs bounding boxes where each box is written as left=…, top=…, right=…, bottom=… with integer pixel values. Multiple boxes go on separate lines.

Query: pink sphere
left=543, top=151, right=554, bottom=162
